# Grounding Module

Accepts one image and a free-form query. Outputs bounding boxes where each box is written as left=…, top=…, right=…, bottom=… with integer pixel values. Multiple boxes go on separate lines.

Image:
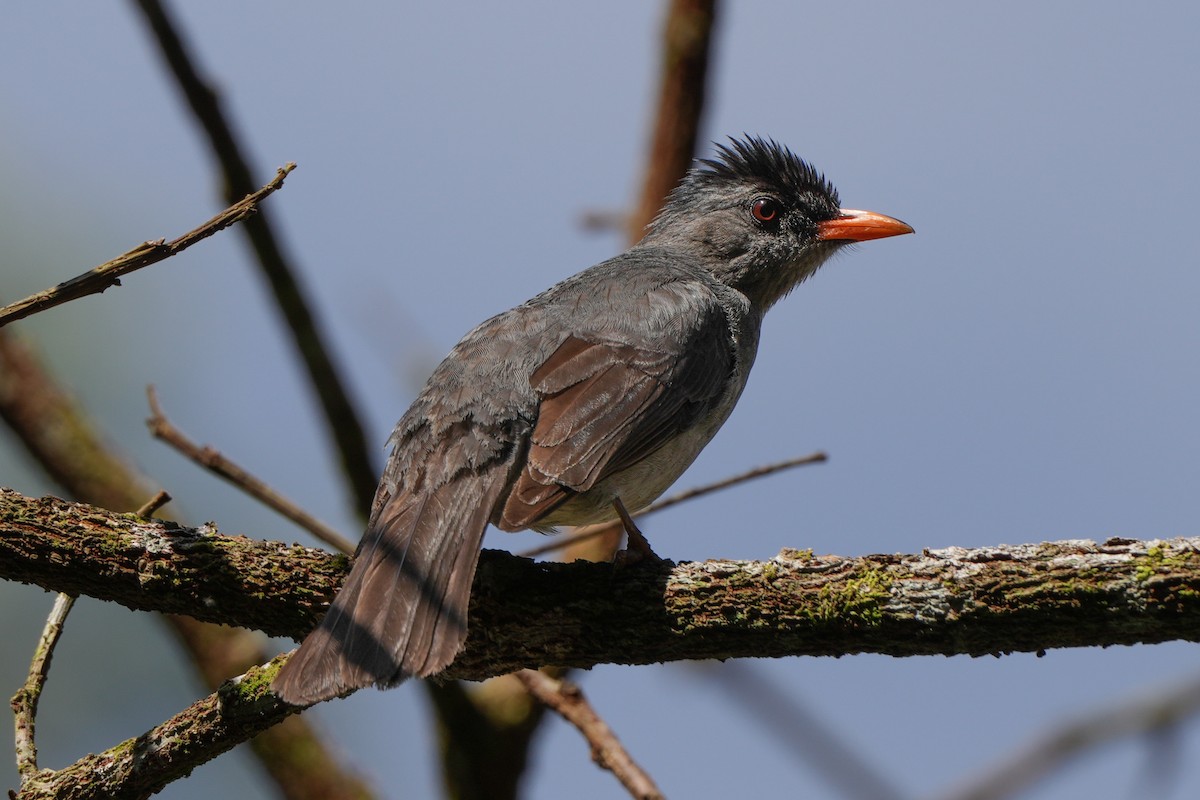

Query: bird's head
left=642, top=136, right=913, bottom=309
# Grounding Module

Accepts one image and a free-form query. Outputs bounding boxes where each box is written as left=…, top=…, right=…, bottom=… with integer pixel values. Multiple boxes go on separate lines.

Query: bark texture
left=7, top=486, right=1200, bottom=799
left=5, top=488, right=1199, bottom=676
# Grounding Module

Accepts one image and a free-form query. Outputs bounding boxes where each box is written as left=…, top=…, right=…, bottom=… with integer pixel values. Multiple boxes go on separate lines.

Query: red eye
left=751, top=197, right=780, bottom=224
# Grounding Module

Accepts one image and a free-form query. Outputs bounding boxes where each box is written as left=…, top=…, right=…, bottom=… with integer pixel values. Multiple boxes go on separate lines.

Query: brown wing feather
left=499, top=306, right=734, bottom=530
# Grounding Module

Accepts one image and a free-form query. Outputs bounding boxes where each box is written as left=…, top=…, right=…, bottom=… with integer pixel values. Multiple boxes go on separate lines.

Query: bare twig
left=0, top=164, right=295, bottom=329
left=135, top=490, right=173, bottom=519
left=935, top=672, right=1200, bottom=800
left=514, top=670, right=665, bottom=800
left=10, top=593, right=77, bottom=784
left=643, top=451, right=827, bottom=517
left=146, top=386, right=356, bottom=555
left=131, top=0, right=378, bottom=513
left=520, top=451, right=827, bottom=558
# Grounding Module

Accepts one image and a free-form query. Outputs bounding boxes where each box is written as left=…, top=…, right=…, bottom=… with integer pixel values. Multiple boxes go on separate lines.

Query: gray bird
left=273, top=136, right=913, bottom=705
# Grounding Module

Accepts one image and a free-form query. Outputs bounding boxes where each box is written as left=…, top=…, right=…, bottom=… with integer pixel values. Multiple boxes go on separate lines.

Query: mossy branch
left=5, top=486, right=1200, bottom=798
left=11, top=659, right=299, bottom=800
left=5, top=487, right=1200, bottom=674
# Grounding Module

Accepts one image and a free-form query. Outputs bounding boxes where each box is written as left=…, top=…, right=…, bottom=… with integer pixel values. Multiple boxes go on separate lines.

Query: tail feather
left=273, top=471, right=506, bottom=705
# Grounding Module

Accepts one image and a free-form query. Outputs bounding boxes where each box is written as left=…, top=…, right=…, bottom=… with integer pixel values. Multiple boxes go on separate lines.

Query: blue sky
left=3, top=3, right=1200, bottom=798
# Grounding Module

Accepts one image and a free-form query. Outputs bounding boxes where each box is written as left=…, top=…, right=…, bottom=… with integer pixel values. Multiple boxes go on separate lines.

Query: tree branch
left=520, top=451, right=827, bottom=558
left=0, top=164, right=295, bottom=329
left=628, top=0, right=717, bottom=241
left=469, top=6, right=721, bottom=788
left=11, top=659, right=299, bottom=800
left=514, top=670, right=664, bottom=800
left=145, top=386, right=356, bottom=555
left=5, top=489, right=1200, bottom=676
left=10, top=593, right=77, bottom=784
left=130, top=0, right=379, bottom=513
left=6, top=486, right=1200, bottom=797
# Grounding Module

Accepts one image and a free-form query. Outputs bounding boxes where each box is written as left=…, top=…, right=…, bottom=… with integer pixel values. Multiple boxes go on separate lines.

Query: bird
left=272, top=136, right=913, bottom=705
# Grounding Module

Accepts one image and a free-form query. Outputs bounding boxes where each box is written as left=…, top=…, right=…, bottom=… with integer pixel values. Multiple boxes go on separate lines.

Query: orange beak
left=816, top=209, right=914, bottom=242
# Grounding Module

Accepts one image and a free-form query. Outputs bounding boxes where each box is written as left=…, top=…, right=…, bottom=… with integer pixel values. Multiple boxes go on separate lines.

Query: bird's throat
left=736, top=242, right=842, bottom=310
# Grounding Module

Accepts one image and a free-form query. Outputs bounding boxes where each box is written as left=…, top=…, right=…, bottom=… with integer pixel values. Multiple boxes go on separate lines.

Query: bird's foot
left=611, top=497, right=664, bottom=566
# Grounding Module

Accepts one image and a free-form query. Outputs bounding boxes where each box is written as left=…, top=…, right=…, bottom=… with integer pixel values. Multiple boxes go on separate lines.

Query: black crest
left=690, top=136, right=839, bottom=207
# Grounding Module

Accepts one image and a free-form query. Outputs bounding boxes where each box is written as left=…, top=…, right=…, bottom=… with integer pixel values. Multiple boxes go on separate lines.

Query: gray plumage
left=272, top=136, right=912, bottom=705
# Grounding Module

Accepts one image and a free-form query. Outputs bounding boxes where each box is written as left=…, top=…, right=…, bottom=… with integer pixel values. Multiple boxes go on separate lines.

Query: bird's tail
left=272, top=471, right=506, bottom=706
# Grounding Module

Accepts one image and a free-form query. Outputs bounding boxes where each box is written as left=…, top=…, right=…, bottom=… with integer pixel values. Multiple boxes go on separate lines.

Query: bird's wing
left=498, top=298, right=735, bottom=529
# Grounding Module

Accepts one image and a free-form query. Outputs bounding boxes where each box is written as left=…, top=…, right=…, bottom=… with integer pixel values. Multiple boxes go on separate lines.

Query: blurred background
left=3, top=2, right=1199, bottom=798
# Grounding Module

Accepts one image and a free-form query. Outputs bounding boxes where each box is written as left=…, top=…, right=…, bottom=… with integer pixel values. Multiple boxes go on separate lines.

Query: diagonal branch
left=474, top=4, right=724, bottom=790
left=130, top=0, right=378, bottom=512
left=514, top=670, right=664, bottom=800
left=0, top=164, right=295, bottom=329
left=145, top=386, right=356, bottom=555
left=11, top=659, right=299, bottom=800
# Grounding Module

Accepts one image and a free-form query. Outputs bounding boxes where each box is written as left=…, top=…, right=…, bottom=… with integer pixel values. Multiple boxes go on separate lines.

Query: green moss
left=235, top=664, right=276, bottom=697
left=107, top=735, right=138, bottom=760
left=779, top=547, right=814, bottom=561
left=1130, top=544, right=1200, bottom=587
left=1063, top=578, right=1102, bottom=595
left=810, top=566, right=892, bottom=625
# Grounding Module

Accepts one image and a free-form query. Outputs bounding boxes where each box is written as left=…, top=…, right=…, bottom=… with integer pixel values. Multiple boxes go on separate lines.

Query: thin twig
left=135, top=489, right=173, bottom=519
left=514, top=670, right=665, bottom=800
left=131, top=0, right=378, bottom=514
left=10, top=592, right=77, bottom=783
left=640, top=450, right=827, bottom=517
left=0, top=164, right=295, bottom=329
left=146, top=386, right=356, bottom=555
left=519, top=451, right=827, bottom=558
left=935, top=672, right=1200, bottom=800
